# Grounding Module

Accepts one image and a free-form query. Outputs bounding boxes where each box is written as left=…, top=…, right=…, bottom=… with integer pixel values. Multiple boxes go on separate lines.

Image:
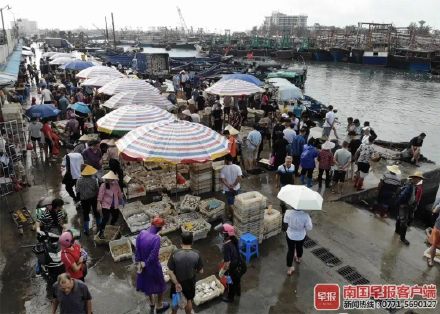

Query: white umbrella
left=277, top=185, right=323, bottom=210
left=42, top=51, right=58, bottom=58
left=50, top=52, right=74, bottom=60
left=49, top=57, right=77, bottom=65
left=81, top=76, right=117, bottom=87
left=76, top=66, right=124, bottom=79
left=205, top=79, right=264, bottom=96
left=21, top=50, right=34, bottom=56
left=98, top=78, right=159, bottom=96
left=103, top=91, right=175, bottom=111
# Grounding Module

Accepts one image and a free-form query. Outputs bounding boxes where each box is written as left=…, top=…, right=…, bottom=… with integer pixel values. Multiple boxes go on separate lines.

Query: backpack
left=300, top=146, right=313, bottom=163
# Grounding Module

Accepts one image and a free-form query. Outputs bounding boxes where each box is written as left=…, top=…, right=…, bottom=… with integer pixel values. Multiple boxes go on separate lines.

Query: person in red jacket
left=59, top=231, right=87, bottom=281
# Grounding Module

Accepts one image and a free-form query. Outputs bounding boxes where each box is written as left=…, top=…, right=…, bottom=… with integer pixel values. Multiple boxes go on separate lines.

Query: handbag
left=26, top=142, right=34, bottom=150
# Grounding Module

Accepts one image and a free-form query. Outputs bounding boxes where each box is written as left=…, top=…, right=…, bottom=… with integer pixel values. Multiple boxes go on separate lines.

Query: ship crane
left=176, top=6, right=188, bottom=35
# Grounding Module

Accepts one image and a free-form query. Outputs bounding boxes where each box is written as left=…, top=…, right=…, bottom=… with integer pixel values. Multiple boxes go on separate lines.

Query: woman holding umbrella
left=278, top=185, right=321, bottom=275
left=283, top=205, right=313, bottom=274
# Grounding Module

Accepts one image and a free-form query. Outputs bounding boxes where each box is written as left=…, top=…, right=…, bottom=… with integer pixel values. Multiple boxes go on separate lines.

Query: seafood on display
left=195, top=281, right=219, bottom=298
left=180, top=194, right=201, bottom=212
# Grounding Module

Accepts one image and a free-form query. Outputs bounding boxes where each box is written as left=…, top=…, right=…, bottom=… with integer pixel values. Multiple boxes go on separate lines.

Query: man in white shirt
left=322, top=105, right=335, bottom=138
left=332, top=141, right=352, bottom=194
left=220, top=154, right=242, bottom=217
left=283, top=121, right=296, bottom=145
left=61, top=144, right=84, bottom=202
left=28, top=118, right=43, bottom=153
left=244, top=125, right=262, bottom=172
left=41, top=85, right=53, bottom=104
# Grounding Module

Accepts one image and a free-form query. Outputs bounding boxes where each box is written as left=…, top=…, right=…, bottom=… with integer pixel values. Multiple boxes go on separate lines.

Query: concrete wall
left=0, top=30, right=18, bottom=65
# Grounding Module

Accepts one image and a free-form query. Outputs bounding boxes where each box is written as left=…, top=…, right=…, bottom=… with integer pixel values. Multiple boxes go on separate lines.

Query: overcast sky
left=4, top=0, right=440, bottom=32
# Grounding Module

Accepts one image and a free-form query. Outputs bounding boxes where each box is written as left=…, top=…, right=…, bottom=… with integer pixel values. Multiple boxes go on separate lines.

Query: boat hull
left=329, top=48, right=350, bottom=62
left=388, top=55, right=431, bottom=72
left=313, top=49, right=333, bottom=62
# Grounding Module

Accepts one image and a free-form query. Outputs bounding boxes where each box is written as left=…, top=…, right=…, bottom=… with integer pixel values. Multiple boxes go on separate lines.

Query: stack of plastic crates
left=190, top=162, right=212, bottom=194
left=233, top=191, right=267, bottom=243
left=263, top=207, right=282, bottom=240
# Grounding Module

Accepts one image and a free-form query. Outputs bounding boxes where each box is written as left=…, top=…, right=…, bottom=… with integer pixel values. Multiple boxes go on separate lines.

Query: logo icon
left=314, top=284, right=340, bottom=310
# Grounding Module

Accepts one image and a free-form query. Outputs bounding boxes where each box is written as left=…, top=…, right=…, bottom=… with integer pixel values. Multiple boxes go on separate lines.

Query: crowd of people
left=3, top=45, right=437, bottom=314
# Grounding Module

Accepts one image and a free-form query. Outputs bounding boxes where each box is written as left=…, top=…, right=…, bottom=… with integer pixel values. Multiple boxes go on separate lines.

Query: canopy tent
left=60, top=60, right=96, bottom=71
left=267, top=78, right=304, bottom=101
left=97, top=104, right=174, bottom=135
left=205, top=79, right=264, bottom=96
left=267, top=71, right=300, bottom=80
left=102, top=91, right=175, bottom=111
left=49, top=57, right=77, bottom=65
left=76, top=66, right=125, bottom=79
left=277, top=185, right=323, bottom=210
left=116, top=120, right=229, bottom=163
left=220, top=73, right=263, bottom=86
left=81, top=76, right=117, bottom=87
left=98, top=78, right=159, bottom=96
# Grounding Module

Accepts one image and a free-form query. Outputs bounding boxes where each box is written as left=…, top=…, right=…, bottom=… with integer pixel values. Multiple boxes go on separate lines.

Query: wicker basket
left=181, top=219, right=211, bottom=241
left=193, top=275, right=225, bottom=306
left=109, top=238, right=133, bottom=262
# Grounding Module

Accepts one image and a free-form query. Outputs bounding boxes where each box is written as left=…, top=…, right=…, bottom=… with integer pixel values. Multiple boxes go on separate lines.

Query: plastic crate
left=263, top=229, right=281, bottom=240
left=199, top=199, right=225, bottom=217
left=263, top=209, right=282, bottom=233
left=233, top=207, right=264, bottom=223
left=180, top=194, right=201, bottom=213
left=94, top=225, right=120, bottom=245
left=234, top=191, right=267, bottom=211
left=175, top=212, right=203, bottom=226
left=109, top=238, right=133, bottom=262
left=158, top=217, right=180, bottom=235
left=193, top=275, right=225, bottom=306
left=159, top=245, right=177, bottom=264
left=181, top=219, right=211, bottom=241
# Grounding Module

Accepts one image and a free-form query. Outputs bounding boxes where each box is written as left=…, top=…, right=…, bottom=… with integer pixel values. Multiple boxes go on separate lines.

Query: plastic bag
left=27, top=142, right=34, bottom=150
left=171, top=292, right=187, bottom=309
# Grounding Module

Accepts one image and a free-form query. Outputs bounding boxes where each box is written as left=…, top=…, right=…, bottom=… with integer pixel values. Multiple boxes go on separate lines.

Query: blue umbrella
left=26, top=104, right=60, bottom=119
left=220, top=73, right=263, bottom=86
left=60, top=60, right=95, bottom=71
left=70, top=102, right=91, bottom=114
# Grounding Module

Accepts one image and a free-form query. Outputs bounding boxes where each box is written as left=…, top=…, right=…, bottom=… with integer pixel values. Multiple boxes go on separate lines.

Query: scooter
left=32, top=231, right=65, bottom=287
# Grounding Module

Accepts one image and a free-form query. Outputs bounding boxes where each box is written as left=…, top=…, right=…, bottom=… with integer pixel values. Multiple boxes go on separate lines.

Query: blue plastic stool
left=239, top=232, right=259, bottom=263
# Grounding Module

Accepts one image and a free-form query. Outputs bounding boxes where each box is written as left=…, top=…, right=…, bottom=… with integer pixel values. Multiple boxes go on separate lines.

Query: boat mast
left=111, top=12, right=116, bottom=49
left=105, top=16, right=109, bottom=44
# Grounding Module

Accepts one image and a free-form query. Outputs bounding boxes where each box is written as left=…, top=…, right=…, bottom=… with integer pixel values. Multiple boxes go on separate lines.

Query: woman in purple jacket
left=135, top=217, right=169, bottom=313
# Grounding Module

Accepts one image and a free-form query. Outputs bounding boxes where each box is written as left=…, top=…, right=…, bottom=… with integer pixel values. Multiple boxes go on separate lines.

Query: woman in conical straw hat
left=97, top=170, right=123, bottom=239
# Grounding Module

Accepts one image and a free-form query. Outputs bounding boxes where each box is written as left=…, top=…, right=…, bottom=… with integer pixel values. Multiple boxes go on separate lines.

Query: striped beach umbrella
left=97, top=104, right=174, bottom=135
left=102, top=91, right=175, bottom=111
left=98, top=78, right=159, bottom=96
left=81, top=76, right=117, bottom=87
left=205, top=79, right=265, bottom=96
left=116, top=120, right=229, bottom=163
left=76, top=66, right=125, bottom=79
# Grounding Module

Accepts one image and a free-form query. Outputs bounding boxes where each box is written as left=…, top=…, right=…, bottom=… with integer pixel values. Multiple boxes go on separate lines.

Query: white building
left=11, top=18, right=38, bottom=36
left=263, top=11, right=308, bottom=32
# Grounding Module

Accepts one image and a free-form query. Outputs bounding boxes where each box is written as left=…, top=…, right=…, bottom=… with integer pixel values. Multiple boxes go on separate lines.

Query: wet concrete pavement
left=1, top=149, right=439, bottom=314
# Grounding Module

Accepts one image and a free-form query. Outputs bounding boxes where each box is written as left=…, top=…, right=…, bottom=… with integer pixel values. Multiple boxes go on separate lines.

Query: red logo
left=314, top=284, right=340, bottom=310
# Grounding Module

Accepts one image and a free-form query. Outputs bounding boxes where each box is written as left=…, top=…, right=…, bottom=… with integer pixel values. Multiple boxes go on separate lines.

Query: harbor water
left=120, top=47, right=440, bottom=163
left=304, top=62, right=440, bottom=163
